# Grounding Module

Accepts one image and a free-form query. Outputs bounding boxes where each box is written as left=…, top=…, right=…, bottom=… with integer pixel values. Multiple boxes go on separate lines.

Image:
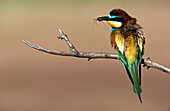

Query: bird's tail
left=123, top=60, right=142, bottom=103
left=133, top=85, right=142, bottom=103
left=116, top=47, right=142, bottom=103
left=130, top=61, right=142, bottom=103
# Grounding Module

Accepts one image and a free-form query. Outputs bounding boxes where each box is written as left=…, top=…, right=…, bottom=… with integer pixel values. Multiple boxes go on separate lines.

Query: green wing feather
left=116, top=47, right=134, bottom=85
left=116, top=47, right=143, bottom=103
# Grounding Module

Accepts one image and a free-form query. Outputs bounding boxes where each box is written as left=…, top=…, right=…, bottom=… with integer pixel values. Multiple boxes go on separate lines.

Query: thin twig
left=23, top=29, right=170, bottom=74
left=57, top=29, right=79, bottom=55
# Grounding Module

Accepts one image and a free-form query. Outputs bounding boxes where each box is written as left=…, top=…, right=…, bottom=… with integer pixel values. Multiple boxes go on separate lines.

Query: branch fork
left=57, top=29, right=79, bottom=55
left=23, top=29, right=170, bottom=74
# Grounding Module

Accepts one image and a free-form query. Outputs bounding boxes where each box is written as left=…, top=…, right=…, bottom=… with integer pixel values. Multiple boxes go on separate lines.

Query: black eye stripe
left=109, top=18, right=124, bottom=22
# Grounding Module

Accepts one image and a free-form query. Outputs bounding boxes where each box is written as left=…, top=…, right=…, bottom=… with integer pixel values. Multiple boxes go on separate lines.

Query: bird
left=96, top=9, right=145, bottom=103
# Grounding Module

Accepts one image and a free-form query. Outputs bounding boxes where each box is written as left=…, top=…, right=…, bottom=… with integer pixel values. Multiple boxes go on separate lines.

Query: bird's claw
left=143, top=57, right=151, bottom=69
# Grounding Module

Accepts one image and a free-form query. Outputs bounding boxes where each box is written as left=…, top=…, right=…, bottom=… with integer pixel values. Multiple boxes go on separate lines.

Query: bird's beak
left=96, top=16, right=109, bottom=22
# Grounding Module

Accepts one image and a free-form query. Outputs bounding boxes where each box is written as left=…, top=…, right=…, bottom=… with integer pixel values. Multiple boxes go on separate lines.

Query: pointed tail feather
left=137, top=93, right=142, bottom=103
left=129, top=61, right=142, bottom=103
left=133, top=85, right=142, bottom=103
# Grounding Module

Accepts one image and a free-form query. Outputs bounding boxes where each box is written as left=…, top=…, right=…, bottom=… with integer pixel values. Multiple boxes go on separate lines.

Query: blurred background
left=0, top=0, right=170, bottom=111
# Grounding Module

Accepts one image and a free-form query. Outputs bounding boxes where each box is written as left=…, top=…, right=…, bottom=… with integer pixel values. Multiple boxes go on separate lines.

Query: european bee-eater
left=97, top=9, right=145, bottom=103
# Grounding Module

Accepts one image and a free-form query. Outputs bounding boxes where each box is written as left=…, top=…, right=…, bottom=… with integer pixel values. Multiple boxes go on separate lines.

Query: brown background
left=0, top=0, right=170, bottom=111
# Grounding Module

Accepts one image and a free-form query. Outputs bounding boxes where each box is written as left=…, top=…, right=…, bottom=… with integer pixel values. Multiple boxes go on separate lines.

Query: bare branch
left=142, top=58, right=170, bottom=74
left=22, top=40, right=119, bottom=60
left=22, top=29, right=170, bottom=74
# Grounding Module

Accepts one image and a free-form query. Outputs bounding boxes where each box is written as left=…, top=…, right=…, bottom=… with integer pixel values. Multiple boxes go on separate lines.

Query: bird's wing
left=135, top=24, right=145, bottom=85
left=135, top=24, right=145, bottom=56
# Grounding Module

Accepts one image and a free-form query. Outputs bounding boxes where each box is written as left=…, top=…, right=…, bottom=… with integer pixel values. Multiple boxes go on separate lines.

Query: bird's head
left=97, top=9, right=132, bottom=31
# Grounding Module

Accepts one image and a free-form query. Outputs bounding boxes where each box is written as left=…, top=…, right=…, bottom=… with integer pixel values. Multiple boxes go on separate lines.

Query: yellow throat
left=108, top=21, right=122, bottom=28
